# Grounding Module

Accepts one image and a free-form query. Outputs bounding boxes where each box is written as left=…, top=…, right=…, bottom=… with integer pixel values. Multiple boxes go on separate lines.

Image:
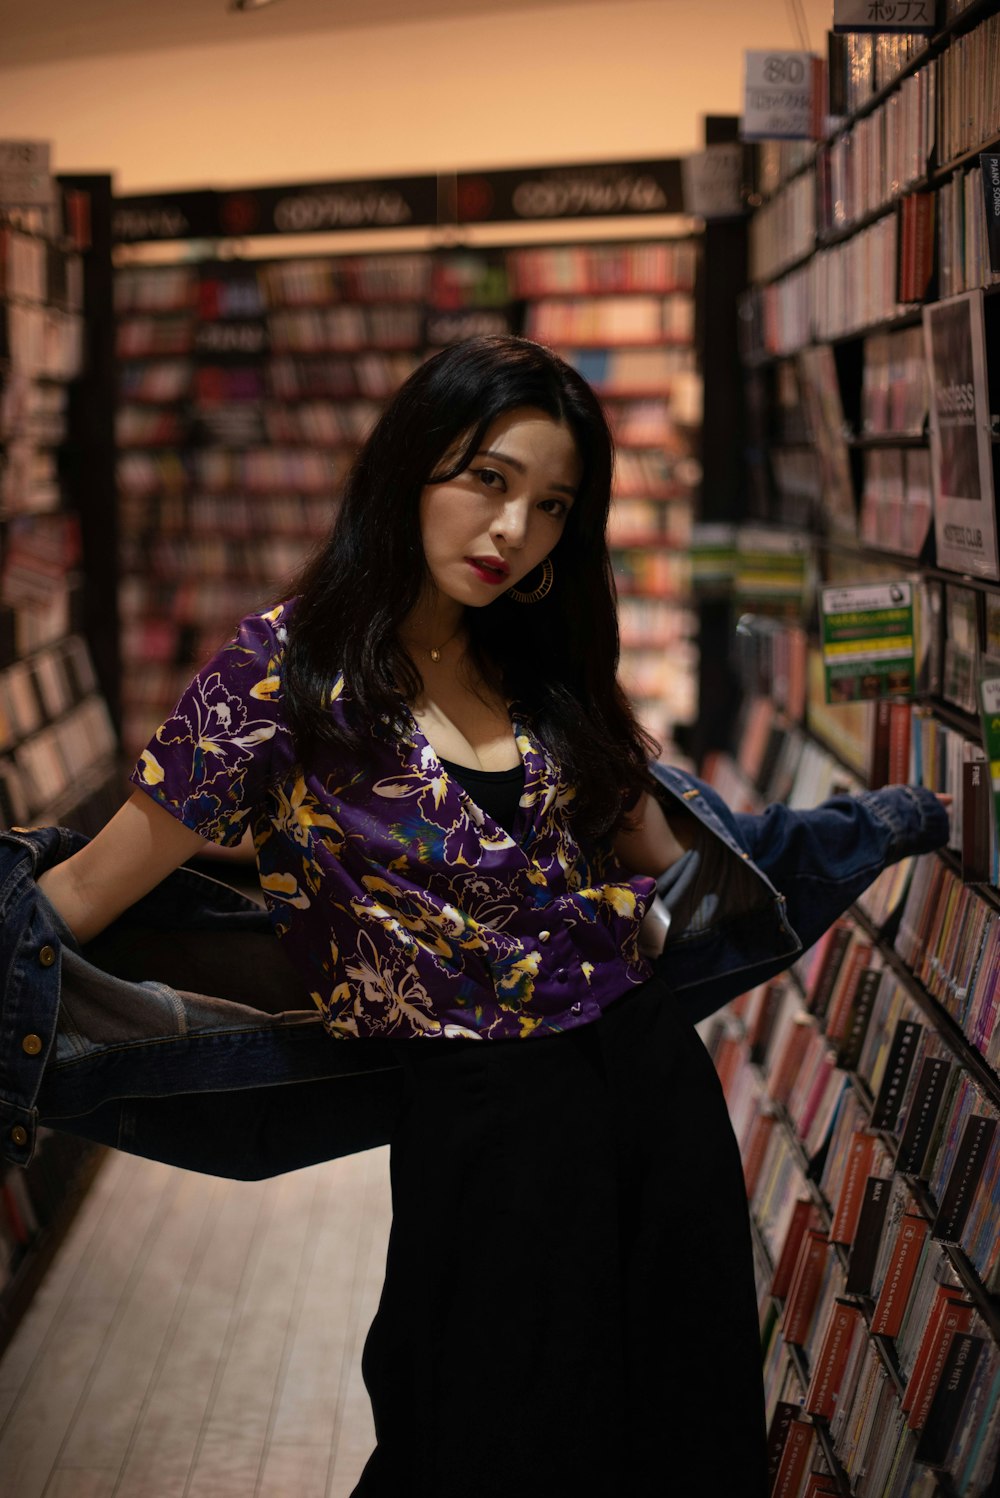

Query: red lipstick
left=466, top=555, right=510, bottom=585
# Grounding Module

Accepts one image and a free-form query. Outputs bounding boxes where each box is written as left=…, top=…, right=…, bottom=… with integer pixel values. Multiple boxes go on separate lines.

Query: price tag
left=742, top=52, right=821, bottom=141
left=0, top=140, right=51, bottom=206
left=820, top=580, right=915, bottom=702
left=833, top=0, right=937, bottom=32
left=681, top=144, right=744, bottom=220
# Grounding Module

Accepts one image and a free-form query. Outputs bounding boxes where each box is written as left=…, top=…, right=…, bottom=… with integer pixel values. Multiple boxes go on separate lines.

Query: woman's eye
left=539, top=498, right=569, bottom=519
left=475, top=467, right=505, bottom=490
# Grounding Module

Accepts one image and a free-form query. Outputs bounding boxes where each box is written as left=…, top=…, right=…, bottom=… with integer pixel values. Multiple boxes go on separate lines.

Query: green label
left=821, top=581, right=915, bottom=702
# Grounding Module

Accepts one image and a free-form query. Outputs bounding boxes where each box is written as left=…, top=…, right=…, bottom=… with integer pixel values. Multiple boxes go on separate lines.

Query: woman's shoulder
left=228, top=598, right=298, bottom=668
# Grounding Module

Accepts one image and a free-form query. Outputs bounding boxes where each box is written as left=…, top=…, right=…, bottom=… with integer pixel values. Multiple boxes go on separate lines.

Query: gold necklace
left=403, top=622, right=465, bottom=664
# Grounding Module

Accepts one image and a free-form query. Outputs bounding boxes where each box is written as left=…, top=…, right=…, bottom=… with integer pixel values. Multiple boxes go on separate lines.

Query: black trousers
left=352, top=976, right=768, bottom=1498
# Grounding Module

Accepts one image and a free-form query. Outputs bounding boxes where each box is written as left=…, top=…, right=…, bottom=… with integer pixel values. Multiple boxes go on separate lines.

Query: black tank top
left=439, top=758, right=526, bottom=835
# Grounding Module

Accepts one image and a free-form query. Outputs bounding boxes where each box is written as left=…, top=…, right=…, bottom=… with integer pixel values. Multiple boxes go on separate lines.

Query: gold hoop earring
left=508, top=556, right=554, bottom=604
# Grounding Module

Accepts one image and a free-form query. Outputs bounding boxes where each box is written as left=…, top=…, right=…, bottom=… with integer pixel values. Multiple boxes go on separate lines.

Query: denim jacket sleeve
left=729, top=783, right=950, bottom=952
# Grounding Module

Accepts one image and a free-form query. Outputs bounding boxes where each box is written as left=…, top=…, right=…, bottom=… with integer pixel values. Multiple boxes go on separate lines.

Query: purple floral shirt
left=130, top=600, right=655, bottom=1040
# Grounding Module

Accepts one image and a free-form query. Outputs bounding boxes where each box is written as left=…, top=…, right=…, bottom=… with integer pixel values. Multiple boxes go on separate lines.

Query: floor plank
left=0, top=1146, right=393, bottom=1498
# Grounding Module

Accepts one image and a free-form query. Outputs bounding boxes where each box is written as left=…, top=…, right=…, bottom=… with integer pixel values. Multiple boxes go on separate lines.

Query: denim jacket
left=0, top=766, right=948, bottom=1180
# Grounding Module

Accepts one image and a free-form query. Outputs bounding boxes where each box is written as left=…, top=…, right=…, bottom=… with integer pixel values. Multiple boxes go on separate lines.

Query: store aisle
left=0, top=1143, right=393, bottom=1498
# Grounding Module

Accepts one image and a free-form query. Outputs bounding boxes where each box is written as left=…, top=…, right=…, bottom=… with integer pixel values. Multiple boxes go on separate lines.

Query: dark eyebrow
left=476, top=448, right=577, bottom=500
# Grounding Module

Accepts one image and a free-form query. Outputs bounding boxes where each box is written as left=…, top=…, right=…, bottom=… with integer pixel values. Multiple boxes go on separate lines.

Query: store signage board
left=113, top=191, right=220, bottom=243
left=981, top=154, right=1000, bottom=274
left=923, top=289, right=1000, bottom=580
left=113, top=177, right=438, bottom=242
left=218, top=176, right=438, bottom=236
left=454, top=160, right=683, bottom=224
left=979, top=669, right=1000, bottom=847
left=833, top=0, right=937, bottom=33
left=742, top=52, right=821, bottom=140
left=820, top=580, right=916, bottom=702
left=682, top=144, right=744, bottom=221
left=0, top=141, right=51, bottom=206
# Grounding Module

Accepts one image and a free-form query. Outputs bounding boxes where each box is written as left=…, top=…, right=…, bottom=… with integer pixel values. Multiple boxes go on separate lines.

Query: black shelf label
left=455, top=160, right=683, bottom=224
left=113, top=177, right=438, bottom=243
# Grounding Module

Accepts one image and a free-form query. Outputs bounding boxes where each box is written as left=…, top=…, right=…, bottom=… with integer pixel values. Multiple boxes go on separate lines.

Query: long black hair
left=281, top=334, right=656, bottom=837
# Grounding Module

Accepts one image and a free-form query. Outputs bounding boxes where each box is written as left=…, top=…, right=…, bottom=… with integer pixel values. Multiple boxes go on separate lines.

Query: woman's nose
left=491, top=501, right=529, bottom=549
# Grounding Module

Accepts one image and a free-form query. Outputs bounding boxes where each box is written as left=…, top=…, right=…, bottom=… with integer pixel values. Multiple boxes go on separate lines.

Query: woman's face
left=418, top=407, right=582, bottom=609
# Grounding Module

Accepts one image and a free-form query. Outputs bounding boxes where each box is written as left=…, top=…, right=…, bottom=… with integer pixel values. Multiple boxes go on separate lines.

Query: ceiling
left=0, top=0, right=586, bottom=67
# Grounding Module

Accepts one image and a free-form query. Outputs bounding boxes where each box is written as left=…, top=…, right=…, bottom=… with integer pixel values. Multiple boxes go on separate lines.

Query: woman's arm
left=613, top=790, right=689, bottom=877
left=36, top=789, right=209, bottom=945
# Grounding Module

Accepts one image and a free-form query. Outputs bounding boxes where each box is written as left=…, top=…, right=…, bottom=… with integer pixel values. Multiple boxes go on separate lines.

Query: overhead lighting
left=229, top=0, right=282, bottom=11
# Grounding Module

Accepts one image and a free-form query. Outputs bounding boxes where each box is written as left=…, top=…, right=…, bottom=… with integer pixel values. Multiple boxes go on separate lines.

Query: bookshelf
left=0, top=173, right=121, bottom=1356
left=700, top=10, right=1000, bottom=1491
left=114, top=223, right=701, bottom=764
left=507, top=237, right=702, bottom=754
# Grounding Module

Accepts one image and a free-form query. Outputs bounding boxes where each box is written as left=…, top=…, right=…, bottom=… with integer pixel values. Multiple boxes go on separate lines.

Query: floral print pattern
left=130, top=601, right=655, bottom=1040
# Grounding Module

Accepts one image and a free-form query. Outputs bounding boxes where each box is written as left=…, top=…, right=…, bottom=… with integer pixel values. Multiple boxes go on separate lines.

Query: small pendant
left=429, top=647, right=441, bottom=663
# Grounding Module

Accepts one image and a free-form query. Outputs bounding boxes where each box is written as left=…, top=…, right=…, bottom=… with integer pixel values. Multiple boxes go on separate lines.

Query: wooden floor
left=0, top=1145, right=393, bottom=1498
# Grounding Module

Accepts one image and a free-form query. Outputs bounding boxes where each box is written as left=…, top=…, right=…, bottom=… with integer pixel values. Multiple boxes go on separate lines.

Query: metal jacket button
left=21, top=1034, right=43, bottom=1056
left=10, top=1125, right=28, bottom=1148
left=538, top=930, right=551, bottom=943
left=38, top=945, right=57, bottom=967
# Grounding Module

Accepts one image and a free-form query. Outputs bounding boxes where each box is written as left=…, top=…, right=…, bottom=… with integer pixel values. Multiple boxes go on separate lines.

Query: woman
left=34, top=336, right=948, bottom=1496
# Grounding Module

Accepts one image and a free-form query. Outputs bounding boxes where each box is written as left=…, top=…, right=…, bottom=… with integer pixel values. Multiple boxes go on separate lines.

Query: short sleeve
left=129, top=605, right=291, bottom=846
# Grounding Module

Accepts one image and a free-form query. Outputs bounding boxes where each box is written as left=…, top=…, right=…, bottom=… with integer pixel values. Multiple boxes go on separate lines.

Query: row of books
left=0, top=511, right=81, bottom=662
left=938, top=162, right=1000, bottom=299
left=553, top=344, right=698, bottom=396
left=614, top=447, right=687, bottom=497
left=259, top=399, right=381, bottom=447
left=619, top=638, right=697, bottom=701
left=269, top=351, right=420, bottom=401
left=611, top=548, right=687, bottom=597
left=936, top=10, right=1000, bottom=167
left=0, top=692, right=117, bottom=826
left=0, top=380, right=68, bottom=448
left=266, top=305, right=425, bottom=353
left=119, top=490, right=332, bottom=546
left=505, top=241, right=697, bottom=296
left=115, top=244, right=699, bottom=317
left=827, top=29, right=931, bottom=120
left=713, top=960, right=1000, bottom=1490
left=605, top=396, right=687, bottom=447
left=0, top=228, right=83, bottom=312
left=821, top=62, right=935, bottom=236
left=0, top=633, right=96, bottom=749
left=260, top=253, right=433, bottom=307
left=748, top=173, right=816, bottom=285
left=859, top=447, right=933, bottom=558
left=119, top=354, right=424, bottom=406
left=896, top=857, right=1000, bottom=1058
left=746, top=214, right=902, bottom=356
left=127, top=534, right=313, bottom=586
left=606, top=497, right=692, bottom=549
left=618, top=595, right=693, bottom=650
left=861, top=326, right=928, bottom=436
left=521, top=295, right=695, bottom=346
left=2, top=305, right=84, bottom=381
left=117, top=447, right=338, bottom=495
